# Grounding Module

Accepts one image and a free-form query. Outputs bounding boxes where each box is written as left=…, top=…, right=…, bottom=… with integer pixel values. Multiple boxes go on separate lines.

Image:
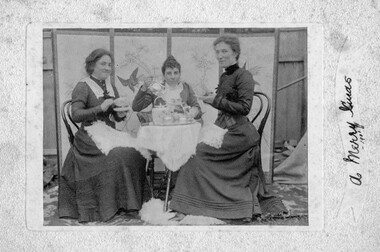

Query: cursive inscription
left=339, top=76, right=354, bottom=117
left=340, top=75, right=364, bottom=187
left=350, top=173, right=362, bottom=186
left=343, top=121, right=364, bottom=165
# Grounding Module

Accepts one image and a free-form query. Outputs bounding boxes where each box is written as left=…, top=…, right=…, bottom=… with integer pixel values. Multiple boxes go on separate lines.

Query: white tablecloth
left=137, top=123, right=202, bottom=171
left=86, top=121, right=227, bottom=172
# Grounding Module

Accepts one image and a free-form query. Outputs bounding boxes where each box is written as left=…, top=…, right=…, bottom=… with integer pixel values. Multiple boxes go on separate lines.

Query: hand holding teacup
left=113, top=97, right=132, bottom=117
left=141, top=76, right=154, bottom=91
left=100, top=99, right=115, bottom=112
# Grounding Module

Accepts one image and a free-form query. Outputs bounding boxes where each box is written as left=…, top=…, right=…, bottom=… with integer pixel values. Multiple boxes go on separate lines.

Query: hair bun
left=161, top=55, right=181, bottom=74
left=165, top=55, right=177, bottom=62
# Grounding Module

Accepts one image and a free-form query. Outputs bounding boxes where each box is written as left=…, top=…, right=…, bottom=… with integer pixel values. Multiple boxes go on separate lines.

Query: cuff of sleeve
left=211, top=95, right=223, bottom=109
left=140, top=85, right=148, bottom=92
left=92, top=105, right=103, bottom=114
left=140, top=85, right=153, bottom=94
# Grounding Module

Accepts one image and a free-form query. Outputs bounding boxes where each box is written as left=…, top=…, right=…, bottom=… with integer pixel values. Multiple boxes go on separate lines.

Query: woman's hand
left=100, top=99, right=114, bottom=112
left=188, top=107, right=199, bottom=118
left=199, top=94, right=216, bottom=105
left=141, top=76, right=153, bottom=91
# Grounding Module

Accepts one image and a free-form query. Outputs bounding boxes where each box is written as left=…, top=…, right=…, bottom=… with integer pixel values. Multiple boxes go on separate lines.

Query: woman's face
left=164, top=67, right=181, bottom=86
left=92, top=55, right=112, bottom=80
left=214, top=42, right=238, bottom=68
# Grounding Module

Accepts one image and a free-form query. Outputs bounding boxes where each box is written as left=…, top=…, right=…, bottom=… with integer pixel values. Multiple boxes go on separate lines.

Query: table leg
left=164, top=169, right=172, bottom=212
left=148, top=159, right=155, bottom=197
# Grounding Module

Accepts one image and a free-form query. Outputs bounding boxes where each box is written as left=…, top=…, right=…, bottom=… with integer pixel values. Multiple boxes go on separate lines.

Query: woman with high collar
left=169, top=35, right=286, bottom=222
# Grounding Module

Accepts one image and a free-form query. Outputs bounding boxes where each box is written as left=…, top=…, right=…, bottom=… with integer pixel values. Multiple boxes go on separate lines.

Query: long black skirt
left=170, top=122, right=259, bottom=219
left=58, top=129, right=146, bottom=222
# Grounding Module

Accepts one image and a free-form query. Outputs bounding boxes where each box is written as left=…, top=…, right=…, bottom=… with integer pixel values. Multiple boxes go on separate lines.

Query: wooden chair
left=61, top=99, right=79, bottom=146
left=59, top=100, right=79, bottom=184
left=250, top=91, right=271, bottom=188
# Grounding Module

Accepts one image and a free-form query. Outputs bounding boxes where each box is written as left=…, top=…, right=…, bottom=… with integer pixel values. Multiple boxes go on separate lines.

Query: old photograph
left=41, top=26, right=310, bottom=227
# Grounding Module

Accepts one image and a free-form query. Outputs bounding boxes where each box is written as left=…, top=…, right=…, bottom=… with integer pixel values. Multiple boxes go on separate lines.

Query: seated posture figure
left=132, top=55, right=202, bottom=121
left=169, top=35, right=286, bottom=221
left=58, top=48, right=146, bottom=223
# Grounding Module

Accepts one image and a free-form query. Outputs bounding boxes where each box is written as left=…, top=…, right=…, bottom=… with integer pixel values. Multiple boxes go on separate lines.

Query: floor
left=44, top=182, right=308, bottom=226
left=43, top=150, right=308, bottom=226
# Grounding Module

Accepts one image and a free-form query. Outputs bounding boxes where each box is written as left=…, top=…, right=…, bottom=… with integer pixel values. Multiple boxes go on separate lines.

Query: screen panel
left=113, top=35, right=168, bottom=135
left=171, top=36, right=220, bottom=124
left=55, top=32, right=110, bottom=165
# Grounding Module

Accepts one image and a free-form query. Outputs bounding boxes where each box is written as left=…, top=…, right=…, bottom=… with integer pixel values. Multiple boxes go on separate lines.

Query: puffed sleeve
left=71, top=82, right=103, bottom=123
left=211, top=71, right=255, bottom=116
left=132, top=86, right=156, bottom=112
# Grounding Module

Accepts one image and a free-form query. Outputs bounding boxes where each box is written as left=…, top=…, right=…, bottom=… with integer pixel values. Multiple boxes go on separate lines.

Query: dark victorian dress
left=169, top=64, right=286, bottom=219
left=58, top=76, right=146, bottom=223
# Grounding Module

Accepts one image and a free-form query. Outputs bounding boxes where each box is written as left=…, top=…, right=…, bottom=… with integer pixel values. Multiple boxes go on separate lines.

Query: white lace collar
left=162, top=82, right=183, bottom=103
left=81, top=76, right=115, bottom=99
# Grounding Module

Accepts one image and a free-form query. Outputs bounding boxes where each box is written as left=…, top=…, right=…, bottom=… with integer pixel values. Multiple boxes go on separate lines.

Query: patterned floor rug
left=44, top=183, right=308, bottom=226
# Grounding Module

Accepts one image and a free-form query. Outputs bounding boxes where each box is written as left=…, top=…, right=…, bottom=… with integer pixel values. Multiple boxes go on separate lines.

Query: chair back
left=251, top=92, right=271, bottom=139
left=250, top=91, right=271, bottom=185
left=61, top=100, right=79, bottom=145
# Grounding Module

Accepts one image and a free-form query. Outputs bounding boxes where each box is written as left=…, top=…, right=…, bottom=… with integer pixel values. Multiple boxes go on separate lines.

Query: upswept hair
left=213, top=35, right=241, bottom=60
left=161, top=55, right=181, bottom=74
left=85, top=48, right=113, bottom=75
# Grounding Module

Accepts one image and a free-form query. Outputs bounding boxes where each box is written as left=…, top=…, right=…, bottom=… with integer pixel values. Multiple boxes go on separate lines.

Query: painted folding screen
left=54, top=29, right=275, bottom=176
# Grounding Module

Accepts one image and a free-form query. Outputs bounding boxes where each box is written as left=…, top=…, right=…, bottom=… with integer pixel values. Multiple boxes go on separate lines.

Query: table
left=137, top=122, right=201, bottom=211
left=136, top=122, right=202, bottom=172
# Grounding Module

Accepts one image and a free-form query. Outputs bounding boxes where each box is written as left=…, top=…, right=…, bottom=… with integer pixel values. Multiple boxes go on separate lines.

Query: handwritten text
left=339, top=76, right=354, bottom=117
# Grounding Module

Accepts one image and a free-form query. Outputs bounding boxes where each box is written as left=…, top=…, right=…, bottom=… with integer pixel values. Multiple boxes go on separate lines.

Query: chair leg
left=145, top=158, right=155, bottom=198
left=164, top=169, right=172, bottom=212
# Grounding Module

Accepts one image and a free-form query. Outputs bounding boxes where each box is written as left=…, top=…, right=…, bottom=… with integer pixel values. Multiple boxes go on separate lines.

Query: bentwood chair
left=250, top=92, right=271, bottom=190
left=61, top=100, right=79, bottom=146
left=59, top=100, right=79, bottom=187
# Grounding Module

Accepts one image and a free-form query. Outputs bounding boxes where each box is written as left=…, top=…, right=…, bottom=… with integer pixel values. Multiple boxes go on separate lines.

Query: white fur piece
left=85, top=121, right=151, bottom=159
left=198, top=123, right=228, bottom=149
left=139, top=199, right=177, bottom=225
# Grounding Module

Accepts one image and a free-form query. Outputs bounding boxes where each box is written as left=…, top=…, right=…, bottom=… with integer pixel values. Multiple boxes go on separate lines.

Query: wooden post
left=109, top=28, right=115, bottom=87
left=52, top=29, right=62, bottom=178
left=270, top=29, right=280, bottom=184
left=167, top=28, right=172, bottom=57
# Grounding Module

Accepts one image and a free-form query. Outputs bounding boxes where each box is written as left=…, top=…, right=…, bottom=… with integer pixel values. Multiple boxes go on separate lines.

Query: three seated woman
left=58, top=35, right=285, bottom=224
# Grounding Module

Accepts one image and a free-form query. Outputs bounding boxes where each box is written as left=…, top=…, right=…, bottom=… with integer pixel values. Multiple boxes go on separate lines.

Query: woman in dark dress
left=169, top=36, right=286, bottom=221
left=58, top=48, right=146, bottom=223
